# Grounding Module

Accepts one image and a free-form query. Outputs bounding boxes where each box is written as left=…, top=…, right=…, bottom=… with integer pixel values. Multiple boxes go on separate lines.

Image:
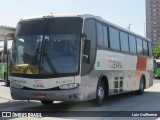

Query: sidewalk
left=0, top=82, right=12, bottom=103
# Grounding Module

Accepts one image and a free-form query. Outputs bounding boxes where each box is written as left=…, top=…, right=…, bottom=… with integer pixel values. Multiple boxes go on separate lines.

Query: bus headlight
left=10, top=83, right=24, bottom=89
left=59, top=83, right=79, bottom=89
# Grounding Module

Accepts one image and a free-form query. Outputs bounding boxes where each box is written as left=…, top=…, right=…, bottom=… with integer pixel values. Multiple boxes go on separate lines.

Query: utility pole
left=127, top=24, right=132, bottom=31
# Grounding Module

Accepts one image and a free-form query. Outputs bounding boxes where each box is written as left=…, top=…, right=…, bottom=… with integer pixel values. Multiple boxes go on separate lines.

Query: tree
left=153, top=41, right=160, bottom=59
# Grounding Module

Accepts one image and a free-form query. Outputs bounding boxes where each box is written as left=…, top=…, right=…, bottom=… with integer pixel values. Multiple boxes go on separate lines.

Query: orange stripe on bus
left=136, top=57, right=147, bottom=71
left=133, top=57, right=147, bottom=88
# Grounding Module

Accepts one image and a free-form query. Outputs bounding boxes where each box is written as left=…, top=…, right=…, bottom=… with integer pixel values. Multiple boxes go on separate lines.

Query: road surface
left=0, top=79, right=160, bottom=120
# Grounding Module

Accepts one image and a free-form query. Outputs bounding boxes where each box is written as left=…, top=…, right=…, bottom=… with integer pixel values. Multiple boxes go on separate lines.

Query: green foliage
left=156, top=68, right=160, bottom=77
left=153, top=41, right=160, bottom=59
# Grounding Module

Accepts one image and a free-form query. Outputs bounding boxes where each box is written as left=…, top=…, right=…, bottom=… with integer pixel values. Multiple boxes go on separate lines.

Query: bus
left=154, top=59, right=160, bottom=78
left=0, top=32, right=14, bottom=87
left=10, top=14, right=153, bottom=106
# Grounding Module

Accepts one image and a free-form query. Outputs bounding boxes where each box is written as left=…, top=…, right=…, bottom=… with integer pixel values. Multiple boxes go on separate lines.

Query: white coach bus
left=10, top=14, right=153, bottom=106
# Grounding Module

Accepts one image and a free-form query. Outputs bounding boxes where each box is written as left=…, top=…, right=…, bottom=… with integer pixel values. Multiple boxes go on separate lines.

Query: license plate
left=34, top=94, right=46, bottom=99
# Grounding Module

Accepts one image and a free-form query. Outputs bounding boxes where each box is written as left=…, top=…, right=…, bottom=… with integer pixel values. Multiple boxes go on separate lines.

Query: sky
left=0, top=0, right=145, bottom=36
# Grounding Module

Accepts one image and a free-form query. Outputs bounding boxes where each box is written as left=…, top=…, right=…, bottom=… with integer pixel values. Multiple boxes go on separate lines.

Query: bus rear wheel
left=94, top=80, right=105, bottom=106
left=137, top=77, right=145, bottom=95
left=41, top=100, right=54, bottom=105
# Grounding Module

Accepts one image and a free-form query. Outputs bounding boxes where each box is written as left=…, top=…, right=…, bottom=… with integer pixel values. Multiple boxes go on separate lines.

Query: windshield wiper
left=33, top=41, right=41, bottom=63
left=43, top=52, right=58, bottom=74
left=41, top=39, right=58, bottom=74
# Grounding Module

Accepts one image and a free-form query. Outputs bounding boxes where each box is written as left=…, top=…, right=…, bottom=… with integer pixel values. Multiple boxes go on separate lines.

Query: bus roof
left=21, top=13, right=152, bottom=42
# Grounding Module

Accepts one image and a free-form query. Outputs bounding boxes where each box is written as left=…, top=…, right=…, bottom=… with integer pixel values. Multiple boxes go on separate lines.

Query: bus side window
left=137, top=38, right=143, bottom=55
left=148, top=42, right=153, bottom=57
left=143, top=40, right=148, bottom=56
left=97, top=22, right=104, bottom=47
left=109, top=27, right=120, bottom=50
left=129, top=35, right=137, bottom=54
left=97, top=22, right=109, bottom=48
left=120, top=31, right=129, bottom=52
left=103, top=26, right=108, bottom=48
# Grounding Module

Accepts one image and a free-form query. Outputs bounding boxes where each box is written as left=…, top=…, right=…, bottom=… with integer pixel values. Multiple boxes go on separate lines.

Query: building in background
left=146, top=0, right=160, bottom=45
left=0, top=26, right=15, bottom=40
left=0, top=26, right=15, bottom=62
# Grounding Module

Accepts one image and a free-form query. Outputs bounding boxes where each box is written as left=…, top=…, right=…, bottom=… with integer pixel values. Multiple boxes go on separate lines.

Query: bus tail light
left=59, top=83, right=79, bottom=89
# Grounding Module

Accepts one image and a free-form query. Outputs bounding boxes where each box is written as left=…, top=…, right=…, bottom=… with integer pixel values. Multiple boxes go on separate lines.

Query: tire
left=41, top=100, right=54, bottom=105
left=94, top=80, right=105, bottom=106
left=137, top=77, right=145, bottom=95
left=4, top=73, right=10, bottom=87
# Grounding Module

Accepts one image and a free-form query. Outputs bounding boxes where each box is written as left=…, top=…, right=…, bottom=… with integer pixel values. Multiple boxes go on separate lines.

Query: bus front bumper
left=10, top=87, right=82, bottom=102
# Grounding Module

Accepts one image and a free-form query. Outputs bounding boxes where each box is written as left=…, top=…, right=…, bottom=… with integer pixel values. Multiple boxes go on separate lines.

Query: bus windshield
left=12, top=17, right=83, bottom=76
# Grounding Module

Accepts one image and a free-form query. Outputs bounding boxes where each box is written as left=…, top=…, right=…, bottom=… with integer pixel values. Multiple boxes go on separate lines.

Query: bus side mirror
left=83, top=40, right=91, bottom=64
left=83, top=40, right=91, bottom=55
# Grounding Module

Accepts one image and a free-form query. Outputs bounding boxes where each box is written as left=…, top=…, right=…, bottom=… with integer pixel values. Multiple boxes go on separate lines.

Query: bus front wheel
left=94, top=80, right=105, bottom=106
left=41, top=100, right=54, bottom=105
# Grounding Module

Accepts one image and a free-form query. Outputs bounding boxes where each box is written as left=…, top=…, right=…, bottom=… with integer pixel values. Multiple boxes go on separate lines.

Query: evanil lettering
left=109, top=60, right=123, bottom=68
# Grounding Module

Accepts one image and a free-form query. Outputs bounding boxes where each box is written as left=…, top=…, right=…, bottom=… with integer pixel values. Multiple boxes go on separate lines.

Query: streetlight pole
left=127, top=24, right=132, bottom=31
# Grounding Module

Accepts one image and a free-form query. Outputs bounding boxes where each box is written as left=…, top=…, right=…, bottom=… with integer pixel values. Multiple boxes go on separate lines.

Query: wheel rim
left=98, top=86, right=104, bottom=100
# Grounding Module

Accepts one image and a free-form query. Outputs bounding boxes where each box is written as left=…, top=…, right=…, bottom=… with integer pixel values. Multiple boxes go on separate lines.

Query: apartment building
left=146, top=0, right=160, bottom=44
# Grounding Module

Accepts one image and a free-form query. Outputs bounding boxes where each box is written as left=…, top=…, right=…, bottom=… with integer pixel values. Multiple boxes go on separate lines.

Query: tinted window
left=120, top=31, right=129, bottom=52
left=97, top=23, right=103, bottom=46
left=82, top=19, right=96, bottom=75
left=148, top=42, right=153, bottom=57
left=16, top=17, right=83, bottom=36
left=14, top=18, right=83, bottom=75
left=137, top=38, right=143, bottom=55
left=47, top=17, right=83, bottom=34
left=109, top=27, right=120, bottom=50
left=143, top=40, right=148, bottom=56
left=15, top=19, right=45, bottom=36
left=129, top=35, right=137, bottom=54
left=103, top=26, right=108, bottom=47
